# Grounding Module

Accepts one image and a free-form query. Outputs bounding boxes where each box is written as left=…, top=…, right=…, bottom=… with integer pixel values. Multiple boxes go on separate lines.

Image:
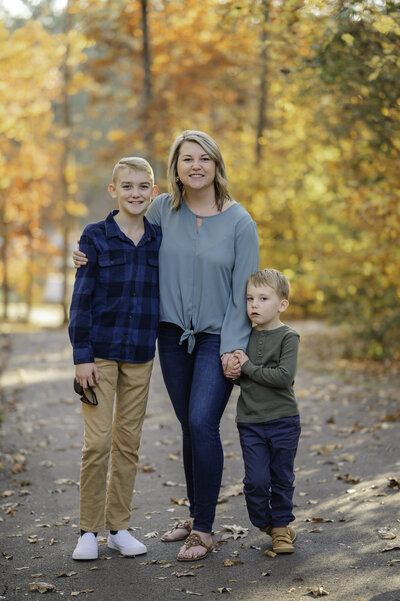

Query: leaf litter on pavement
left=1, top=327, right=400, bottom=599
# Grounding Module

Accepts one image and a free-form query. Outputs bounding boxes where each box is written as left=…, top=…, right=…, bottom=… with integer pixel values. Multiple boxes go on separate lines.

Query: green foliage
left=0, top=0, right=399, bottom=358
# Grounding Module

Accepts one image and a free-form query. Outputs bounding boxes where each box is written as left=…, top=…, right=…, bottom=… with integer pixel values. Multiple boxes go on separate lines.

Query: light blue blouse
left=146, top=193, right=259, bottom=354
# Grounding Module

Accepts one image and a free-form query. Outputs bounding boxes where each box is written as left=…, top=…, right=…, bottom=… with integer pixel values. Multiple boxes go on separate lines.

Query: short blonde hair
left=247, top=269, right=290, bottom=301
left=167, top=130, right=231, bottom=211
left=112, top=156, right=154, bottom=185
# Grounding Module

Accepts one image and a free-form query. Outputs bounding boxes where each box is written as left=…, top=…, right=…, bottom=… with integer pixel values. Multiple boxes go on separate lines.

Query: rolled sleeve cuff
left=73, top=346, right=94, bottom=365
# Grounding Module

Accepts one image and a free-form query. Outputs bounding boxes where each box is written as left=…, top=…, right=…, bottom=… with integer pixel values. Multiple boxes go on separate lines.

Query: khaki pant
left=79, top=357, right=153, bottom=532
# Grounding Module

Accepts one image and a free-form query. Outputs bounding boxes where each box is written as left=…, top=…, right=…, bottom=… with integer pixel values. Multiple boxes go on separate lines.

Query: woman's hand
left=72, top=241, right=88, bottom=269
left=221, top=352, right=241, bottom=379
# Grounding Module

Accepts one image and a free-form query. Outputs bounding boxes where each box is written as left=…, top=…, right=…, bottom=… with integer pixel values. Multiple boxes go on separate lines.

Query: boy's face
left=108, top=167, right=158, bottom=219
left=246, top=283, right=288, bottom=331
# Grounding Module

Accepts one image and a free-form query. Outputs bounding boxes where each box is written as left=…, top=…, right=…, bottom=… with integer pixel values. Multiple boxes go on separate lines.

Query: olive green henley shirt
left=236, top=324, right=300, bottom=423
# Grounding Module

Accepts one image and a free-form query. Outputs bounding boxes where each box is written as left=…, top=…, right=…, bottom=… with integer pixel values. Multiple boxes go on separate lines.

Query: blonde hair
left=167, top=130, right=231, bottom=210
left=112, top=156, right=154, bottom=185
left=247, top=269, right=291, bottom=301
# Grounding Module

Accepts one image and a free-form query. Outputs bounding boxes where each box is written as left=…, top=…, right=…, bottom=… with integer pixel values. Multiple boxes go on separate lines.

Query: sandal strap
left=183, top=532, right=211, bottom=551
left=177, top=520, right=192, bottom=533
left=168, top=519, right=192, bottom=534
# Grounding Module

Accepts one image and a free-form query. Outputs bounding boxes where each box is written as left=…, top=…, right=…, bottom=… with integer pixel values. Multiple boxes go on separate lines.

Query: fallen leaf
left=377, top=528, right=396, bottom=540
left=40, top=461, right=55, bottom=468
left=336, top=474, right=360, bottom=484
left=29, top=582, right=56, bottom=593
left=386, top=559, right=400, bottom=566
left=172, top=569, right=196, bottom=577
left=263, top=550, right=277, bottom=558
left=388, top=478, right=400, bottom=489
left=339, top=453, right=355, bottom=463
left=1, top=490, right=15, bottom=498
left=1, top=552, right=13, bottom=559
left=163, top=481, right=185, bottom=487
left=174, top=590, right=202, bottom=596
left=71, top=591, right=95, bottom=596
left=304, top=518, right=333, bottom=523
left=380, top=409, right=400, bottom=422
left=170, top=497, right=190, bottom=506
left=220, top=524, right=248, bottom=540
left=306, top=585, right=329, bottom=596
left=308, top=443, right=341, bottom=455
left=168, top=454, right=180, bottom=461
left=144, top=531, right=158, bottom=538
left=138, top=464, right=156, bottom=473
left=54, top=478, right=76, bottom=486
left=379, top=545, right=400, bottom=553
left=261, top=570, right=271, bottom=576
left=223, top=559, right=243, bottom=567
left=219, top=484, right=243, bottom=498
left=217, top=587, right=232, bottom=593
left=57, top=571, right=77, bottom=577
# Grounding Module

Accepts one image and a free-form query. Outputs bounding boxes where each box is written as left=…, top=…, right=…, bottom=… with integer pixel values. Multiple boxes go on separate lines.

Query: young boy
left=68, top=157, right=161, bottom=560
left=225, top=269, right=301, bottom=554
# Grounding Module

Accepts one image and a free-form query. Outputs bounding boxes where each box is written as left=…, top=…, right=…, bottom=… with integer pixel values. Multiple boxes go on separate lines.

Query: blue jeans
left=237, top=416, right=301, bottom=529
left=158, top=322, right=233, bottom=533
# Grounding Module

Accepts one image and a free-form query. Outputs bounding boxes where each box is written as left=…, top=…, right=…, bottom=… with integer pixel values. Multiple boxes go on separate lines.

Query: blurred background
left=0, top=0, right=398, bottom=360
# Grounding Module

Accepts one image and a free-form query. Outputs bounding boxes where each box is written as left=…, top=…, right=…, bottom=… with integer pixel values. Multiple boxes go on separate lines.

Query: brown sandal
left=177, top=532, right=213, bottom=561
left=161, top=519, right=192, bottom=542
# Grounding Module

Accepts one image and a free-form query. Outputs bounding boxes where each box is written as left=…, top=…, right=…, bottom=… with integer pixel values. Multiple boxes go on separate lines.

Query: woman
left=73, top=130, right=259, bottom=561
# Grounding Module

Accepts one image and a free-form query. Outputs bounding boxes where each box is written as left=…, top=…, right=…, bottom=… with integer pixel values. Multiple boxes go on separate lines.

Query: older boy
left=227, top=269, right=301, bottom=554
left=68, top=157, right=161, bottom=560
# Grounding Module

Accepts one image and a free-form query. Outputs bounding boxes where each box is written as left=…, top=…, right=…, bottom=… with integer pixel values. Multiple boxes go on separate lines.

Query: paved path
left=0, top=326, right=399, bottom=601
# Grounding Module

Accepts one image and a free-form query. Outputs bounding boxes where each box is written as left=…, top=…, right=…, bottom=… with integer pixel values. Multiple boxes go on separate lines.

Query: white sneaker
left=72, top=532, right=98, bottom=560
left=107, top=530, right=147, bottom=556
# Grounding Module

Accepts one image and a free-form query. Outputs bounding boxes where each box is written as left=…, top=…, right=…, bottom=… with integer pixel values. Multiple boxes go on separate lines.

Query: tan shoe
left=271, top=526, right=297, bottom=553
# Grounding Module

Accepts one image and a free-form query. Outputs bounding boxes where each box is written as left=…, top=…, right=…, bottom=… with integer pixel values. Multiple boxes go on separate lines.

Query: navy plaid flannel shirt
left=69, top=210, right=162, bottom=365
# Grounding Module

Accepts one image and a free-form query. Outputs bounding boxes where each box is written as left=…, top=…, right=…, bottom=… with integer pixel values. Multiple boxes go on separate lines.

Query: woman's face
left=176, top=141, right=216, bottom=193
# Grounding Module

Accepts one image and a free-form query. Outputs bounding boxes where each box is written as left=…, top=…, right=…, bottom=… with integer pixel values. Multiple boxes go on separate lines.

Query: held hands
left=72, top=240, right=87, bottom=269
left=75, top=363, right=99, bottom=389
left=221, top=352, right=242, bottom=379
left=233, top=350, right=249, bottom=366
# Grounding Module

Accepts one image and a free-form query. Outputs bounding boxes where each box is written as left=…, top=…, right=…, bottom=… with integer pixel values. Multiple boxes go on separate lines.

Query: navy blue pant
left=237, top=416, right=301, bottom=529
left=158, top=322, right=233, bottom=533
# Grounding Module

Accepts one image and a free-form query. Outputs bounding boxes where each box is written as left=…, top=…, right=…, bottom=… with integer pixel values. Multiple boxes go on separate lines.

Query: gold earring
left=176, top=176, right=180, bottom=183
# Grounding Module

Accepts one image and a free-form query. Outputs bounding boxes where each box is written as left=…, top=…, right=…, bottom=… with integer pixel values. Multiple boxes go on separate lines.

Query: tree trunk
left=0, top=194, right=9, bottom=320
left=25, top=232, right=34, bottom=323
left=60, top=0, right=73, bottom=325
left=255, top=0, right=269, bottom=166
left=140, top=0, right=156, bottom=166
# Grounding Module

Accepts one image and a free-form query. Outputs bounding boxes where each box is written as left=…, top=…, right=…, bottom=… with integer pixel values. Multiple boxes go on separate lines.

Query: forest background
left=0, top=0, right=399, bottom=361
